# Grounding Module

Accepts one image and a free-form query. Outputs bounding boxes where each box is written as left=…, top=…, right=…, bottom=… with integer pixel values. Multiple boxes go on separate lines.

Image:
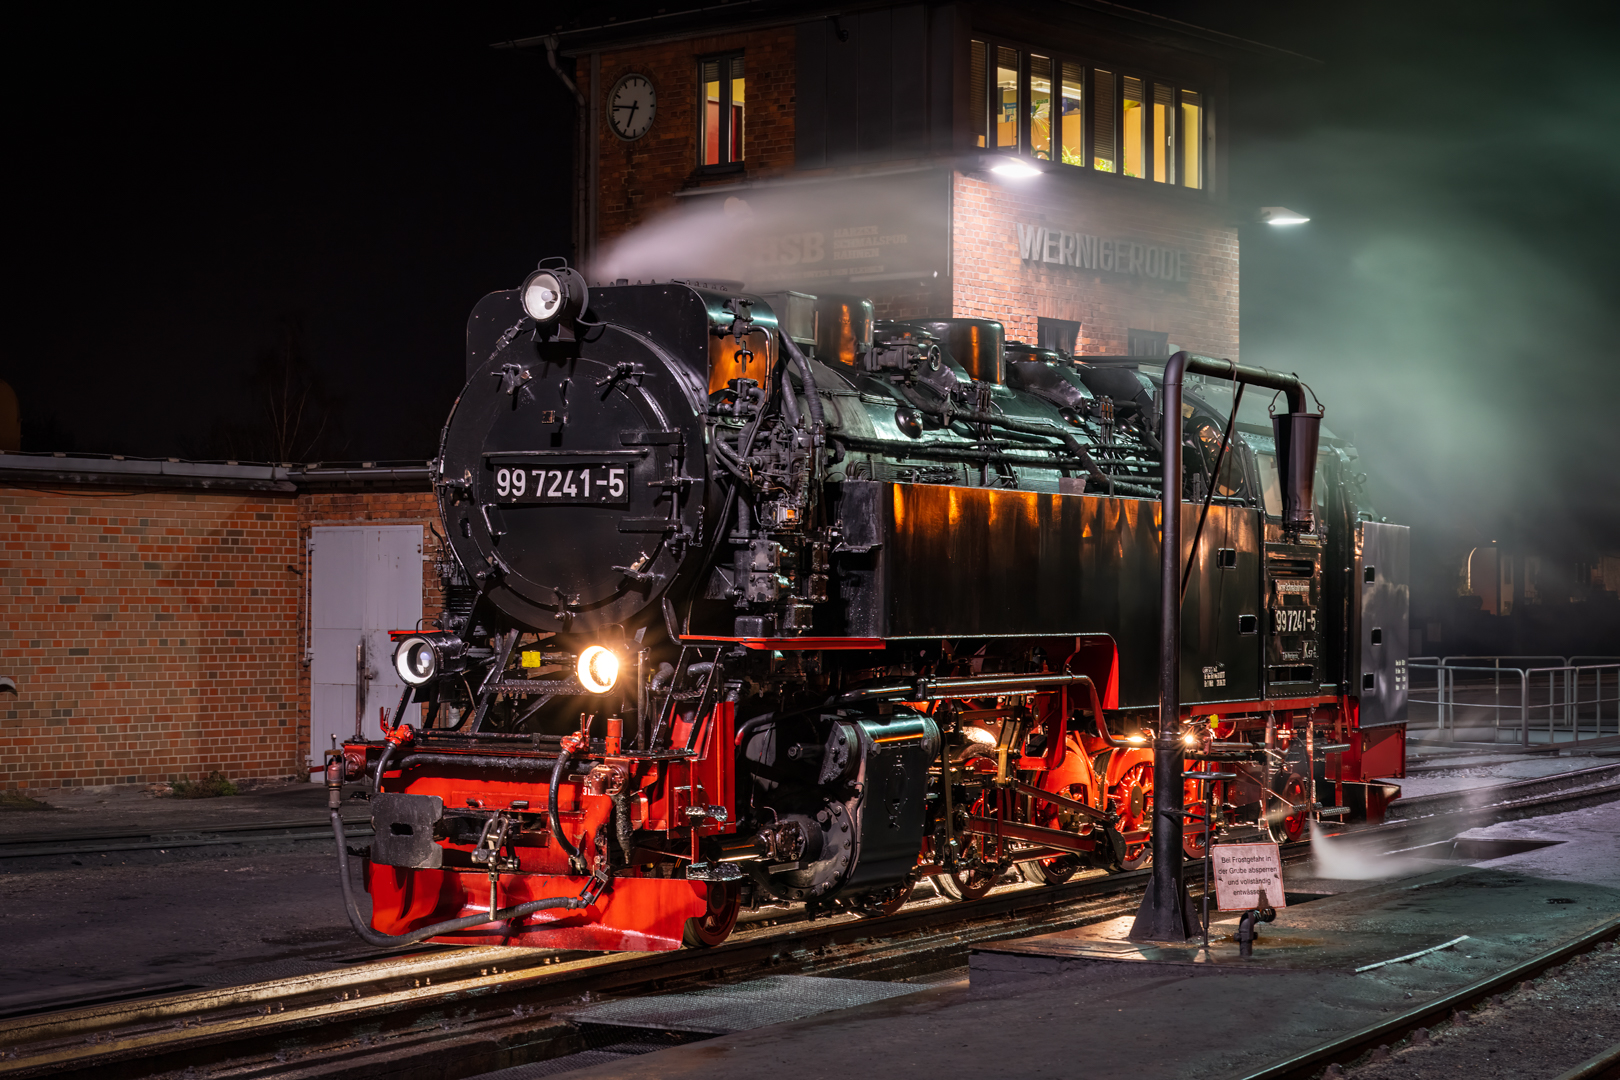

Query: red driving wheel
left=1110, top=762, right=1154, bottom=870
left=682, top=882, right=741, bottom=948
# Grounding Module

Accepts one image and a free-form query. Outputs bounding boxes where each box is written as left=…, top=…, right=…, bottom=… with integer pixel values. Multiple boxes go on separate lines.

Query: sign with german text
left=1212, top=842, right=1286, bottom=911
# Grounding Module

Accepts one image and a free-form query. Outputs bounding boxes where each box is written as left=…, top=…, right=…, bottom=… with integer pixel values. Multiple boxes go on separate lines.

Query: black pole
left=1129, top=352, right=1310, bottom=943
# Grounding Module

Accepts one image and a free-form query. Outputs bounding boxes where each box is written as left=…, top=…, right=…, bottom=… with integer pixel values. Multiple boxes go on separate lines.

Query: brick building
left=0, top=455, right=440, bottom=790
left=545, top=0, right=1281, bottom=358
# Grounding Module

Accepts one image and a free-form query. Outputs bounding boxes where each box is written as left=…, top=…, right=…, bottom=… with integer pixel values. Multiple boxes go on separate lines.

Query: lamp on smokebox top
left=576, top=645, right=620, bottom=694
left=521, top=265, right=588, bottom=324
left=1258, top=206, right=1310, bottom=225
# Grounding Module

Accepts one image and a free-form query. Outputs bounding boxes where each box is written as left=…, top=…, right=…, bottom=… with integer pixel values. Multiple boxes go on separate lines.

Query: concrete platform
left=533, top=804, right=1620, bottom=1080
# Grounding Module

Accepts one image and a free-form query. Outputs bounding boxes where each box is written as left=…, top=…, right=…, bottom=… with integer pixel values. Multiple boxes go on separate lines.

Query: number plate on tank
left=488, top=460, right=632, bottom=505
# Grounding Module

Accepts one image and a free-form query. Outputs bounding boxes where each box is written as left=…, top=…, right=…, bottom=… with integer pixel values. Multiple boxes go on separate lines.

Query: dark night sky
left=8, top=2, right=1619, bottom=600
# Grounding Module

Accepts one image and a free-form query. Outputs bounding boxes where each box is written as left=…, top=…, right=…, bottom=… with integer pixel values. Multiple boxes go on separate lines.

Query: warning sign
left=1212, top=843, right=1287, bottom=912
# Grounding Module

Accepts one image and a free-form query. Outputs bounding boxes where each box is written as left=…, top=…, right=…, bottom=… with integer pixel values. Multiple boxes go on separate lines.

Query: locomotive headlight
left=577, top=645, right=620, bottom=694
left=394, top=636, right=439, bottom=686
left=521, top=270, right=565, bottom=322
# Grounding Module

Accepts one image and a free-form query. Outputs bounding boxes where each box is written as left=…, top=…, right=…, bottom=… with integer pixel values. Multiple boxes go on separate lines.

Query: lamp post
left=1127, top=351, right=1312, bottom=943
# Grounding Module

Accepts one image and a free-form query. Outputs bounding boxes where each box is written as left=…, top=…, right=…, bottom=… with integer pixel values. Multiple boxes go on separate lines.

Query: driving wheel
left=682, top=882, right=742, bottom=948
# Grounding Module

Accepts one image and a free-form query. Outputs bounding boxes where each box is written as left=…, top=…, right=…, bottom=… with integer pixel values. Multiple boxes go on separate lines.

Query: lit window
left=969, top=42, right=1202, bottom=188
left=1030, top=55, right=1053, bottom=160
left=1180, top=90, right=1203, bottom=189
left=995, top=47, right=1019, bottom=149
left=1153, top=82, right=1174, bottom=183
left=1121, top=76, right=1145, bottom=178
left=700, top=54, right=745, bottom=166
left=971, top=40, right=988, bottom=148
left=1060, top=62, right=1084, bottom=167
left=1093, top=68, right=1115, bottom=172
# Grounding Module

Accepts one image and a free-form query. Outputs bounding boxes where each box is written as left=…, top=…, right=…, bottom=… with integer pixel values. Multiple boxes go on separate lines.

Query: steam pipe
left=779, top=334, right=826, bottom=433
left=1130, top=350, right=1309, bottom=944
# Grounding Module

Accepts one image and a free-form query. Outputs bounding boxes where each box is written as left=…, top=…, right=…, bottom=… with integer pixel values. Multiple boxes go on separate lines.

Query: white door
left=309, top=526, right=423, bottom=777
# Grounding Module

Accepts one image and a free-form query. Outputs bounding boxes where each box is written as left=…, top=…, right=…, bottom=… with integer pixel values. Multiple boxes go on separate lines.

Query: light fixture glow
left=1183, top=731, right=1200, bottom=747
left=1259, top=206, right=1310, bottom=226
left=576, top=646, right=620, bottom=694
left=990, top=158, right=1042, bottom=179
left=1126, top=734, right=1147, bottom=745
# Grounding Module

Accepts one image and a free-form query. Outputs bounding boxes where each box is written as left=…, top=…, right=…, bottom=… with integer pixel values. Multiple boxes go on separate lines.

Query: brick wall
left=0, top=487, right=303, bottom=789
left=0, top=484, right=446, bottom=791
left=951, top=171, right=1239, bottom=358
left=587, top=26, right=797, bottom=245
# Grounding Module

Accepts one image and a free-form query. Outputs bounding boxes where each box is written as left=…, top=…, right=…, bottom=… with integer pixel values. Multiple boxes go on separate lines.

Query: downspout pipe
left=1129, top=351, right=1309, bottom=943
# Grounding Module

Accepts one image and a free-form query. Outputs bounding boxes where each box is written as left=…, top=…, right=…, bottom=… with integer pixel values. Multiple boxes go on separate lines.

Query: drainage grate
left=561, top=974, right=928, bottom=1035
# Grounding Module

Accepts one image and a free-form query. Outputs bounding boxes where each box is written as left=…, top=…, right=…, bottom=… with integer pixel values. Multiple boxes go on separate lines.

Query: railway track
left=0, top=817, right=373, bottom=863
left=4, top=775, right=1617, bottom=1080
left=0, top=861, right=1170, bottom=1080
left=1237, top=913, right=1620, bottom=1080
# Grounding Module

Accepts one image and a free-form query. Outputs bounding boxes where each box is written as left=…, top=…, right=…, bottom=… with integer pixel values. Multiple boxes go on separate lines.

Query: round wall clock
left=607, top=74, right=656, bottom=140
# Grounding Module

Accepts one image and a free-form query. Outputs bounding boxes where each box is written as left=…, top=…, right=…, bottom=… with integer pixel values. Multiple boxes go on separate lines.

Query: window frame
left=971, top=36, right=1207, bottom=191
left=697, top=50, right=746, bottom=173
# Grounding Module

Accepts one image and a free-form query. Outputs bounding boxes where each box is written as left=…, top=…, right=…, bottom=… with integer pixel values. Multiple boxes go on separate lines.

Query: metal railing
left=1408, top=656, right=1620, bottom=747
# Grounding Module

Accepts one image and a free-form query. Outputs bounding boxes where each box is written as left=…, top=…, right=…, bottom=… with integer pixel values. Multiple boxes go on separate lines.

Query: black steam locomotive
left=331, top=262, right=1408, bottom=952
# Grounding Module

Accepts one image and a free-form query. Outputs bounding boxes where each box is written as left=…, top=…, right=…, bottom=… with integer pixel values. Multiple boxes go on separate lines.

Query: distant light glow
left=1260, top=206, right=1310, bottom=226
left=990, top=158, right=1042, bottom=179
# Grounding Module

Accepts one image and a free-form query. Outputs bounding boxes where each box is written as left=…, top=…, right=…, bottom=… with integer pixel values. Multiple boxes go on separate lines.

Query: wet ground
left=0, top=781, right=377, bottom=1015
left=3, top=760, right=1616, bottom=1078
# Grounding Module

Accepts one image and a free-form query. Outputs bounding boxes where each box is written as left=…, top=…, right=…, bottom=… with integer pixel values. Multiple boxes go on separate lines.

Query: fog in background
left=9, top=3, right=1615, bottom=608
left=1155, top=0, right=1620, bottom=605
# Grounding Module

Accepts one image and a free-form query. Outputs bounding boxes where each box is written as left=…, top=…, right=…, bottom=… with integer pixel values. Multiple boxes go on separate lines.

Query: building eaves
left=0, top=453, right=431, bottom=495
left=498, top=0, right=1315, bottom=66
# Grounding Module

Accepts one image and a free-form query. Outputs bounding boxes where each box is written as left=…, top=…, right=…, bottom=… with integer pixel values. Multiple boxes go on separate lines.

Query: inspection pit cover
left=563, top=974, right=926, bottom=1034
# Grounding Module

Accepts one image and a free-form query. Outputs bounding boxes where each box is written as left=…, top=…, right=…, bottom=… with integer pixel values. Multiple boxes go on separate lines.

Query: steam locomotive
left=327, top=261, right=1409, bottom=952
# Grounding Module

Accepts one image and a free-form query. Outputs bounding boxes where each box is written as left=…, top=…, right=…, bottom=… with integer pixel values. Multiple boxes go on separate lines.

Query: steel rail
left=0, top=864, right=1177, bottom=1079
left=0, top=819, right=372, bottom=861
left=1237, top=913, right=1620, bottom=1080
left=5, top=780, right=1614, bottom=1078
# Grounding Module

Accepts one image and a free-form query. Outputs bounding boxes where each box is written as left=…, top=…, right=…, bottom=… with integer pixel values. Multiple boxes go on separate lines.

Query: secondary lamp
left=1259, top=206, right=1310, bottom=226
left=577, top=645, right=620, bottom=694
left=394, top=636, right=438, bottom=686
left=990, top=157, right=1042, bottom=179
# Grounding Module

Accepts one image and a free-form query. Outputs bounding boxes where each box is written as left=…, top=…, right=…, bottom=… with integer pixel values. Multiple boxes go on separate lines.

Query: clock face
left=607, top=74, right=656, bottom=140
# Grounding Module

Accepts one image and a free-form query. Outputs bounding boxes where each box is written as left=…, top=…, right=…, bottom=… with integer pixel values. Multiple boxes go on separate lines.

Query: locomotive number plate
left=489, top=460, right=631, bottom=505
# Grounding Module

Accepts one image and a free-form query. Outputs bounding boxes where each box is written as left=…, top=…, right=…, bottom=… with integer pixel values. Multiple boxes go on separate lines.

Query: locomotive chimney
left=1271, top=407, right=1323, bottom=532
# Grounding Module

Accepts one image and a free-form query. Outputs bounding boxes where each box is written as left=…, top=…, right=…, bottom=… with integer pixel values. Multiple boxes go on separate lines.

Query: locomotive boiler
left=328, top=260, right=1408, bottom=951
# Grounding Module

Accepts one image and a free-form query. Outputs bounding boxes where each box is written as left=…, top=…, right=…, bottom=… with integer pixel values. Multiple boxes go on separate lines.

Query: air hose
left=548, top=743, right=585, bottom=870
left=329, top=808, right=588, bottom=948
left=333, top=731, right=593, bottom=948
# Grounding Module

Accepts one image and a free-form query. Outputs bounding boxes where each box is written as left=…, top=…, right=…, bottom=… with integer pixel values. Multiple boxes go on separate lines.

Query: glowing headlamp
left=520, top=264, right=588, bottom=325
left=576, top=645, right=620, bottom=694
